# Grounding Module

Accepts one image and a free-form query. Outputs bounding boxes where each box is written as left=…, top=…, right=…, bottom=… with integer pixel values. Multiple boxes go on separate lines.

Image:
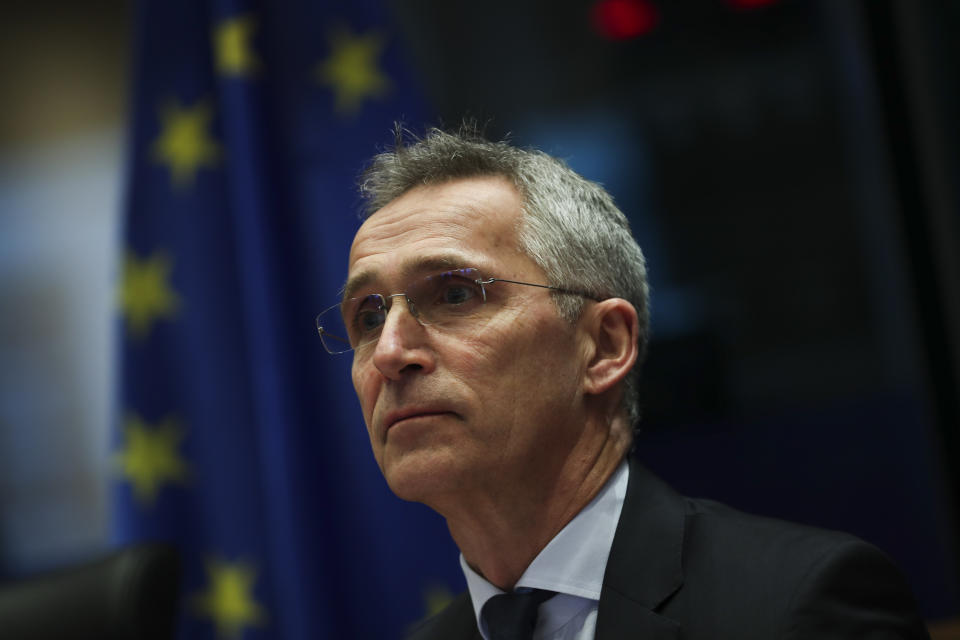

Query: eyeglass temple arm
left=478, top=277, right=602, bottom=302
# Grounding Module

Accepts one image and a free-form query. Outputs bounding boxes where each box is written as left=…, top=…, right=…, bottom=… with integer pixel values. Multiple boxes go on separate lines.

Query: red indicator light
left=591, top=0, right=659, bottom=41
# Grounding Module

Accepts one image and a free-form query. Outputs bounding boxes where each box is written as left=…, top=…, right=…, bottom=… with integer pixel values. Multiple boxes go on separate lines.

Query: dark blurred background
left=2, top=0, right=959, bottom=632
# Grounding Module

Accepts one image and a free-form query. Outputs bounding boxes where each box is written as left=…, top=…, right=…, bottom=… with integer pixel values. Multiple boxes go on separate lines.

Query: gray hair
left=359, top=124, right=650, bottom=427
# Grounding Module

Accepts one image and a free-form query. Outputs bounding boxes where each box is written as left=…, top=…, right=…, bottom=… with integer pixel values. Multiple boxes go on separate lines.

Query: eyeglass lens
left=317, top=268, right=487, bottom=353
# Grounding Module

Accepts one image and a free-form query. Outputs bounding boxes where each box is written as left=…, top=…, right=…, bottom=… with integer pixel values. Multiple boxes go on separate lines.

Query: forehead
left=346, top=176, right=526, bottom=293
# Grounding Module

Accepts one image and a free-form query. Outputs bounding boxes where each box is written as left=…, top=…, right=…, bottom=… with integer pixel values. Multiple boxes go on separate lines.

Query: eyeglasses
left=316, top=267, right=600, bottom=354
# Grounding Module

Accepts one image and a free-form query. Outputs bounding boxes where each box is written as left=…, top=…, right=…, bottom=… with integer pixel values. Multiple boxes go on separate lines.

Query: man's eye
left=440, top=284, right=476, bottom=305
left=356, top=310, right=385, bottom=333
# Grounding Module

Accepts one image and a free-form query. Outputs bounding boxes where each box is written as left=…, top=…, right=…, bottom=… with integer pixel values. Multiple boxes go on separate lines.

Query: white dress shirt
left=460, top=460, right=629, bottom=640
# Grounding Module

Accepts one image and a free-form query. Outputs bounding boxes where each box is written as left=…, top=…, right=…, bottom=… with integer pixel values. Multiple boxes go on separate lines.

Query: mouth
left=384, top=408, right=457, bottom=433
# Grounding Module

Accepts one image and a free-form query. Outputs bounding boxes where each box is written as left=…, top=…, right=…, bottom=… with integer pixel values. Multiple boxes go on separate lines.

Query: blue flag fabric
left=113, top=1, right=464, bottom=637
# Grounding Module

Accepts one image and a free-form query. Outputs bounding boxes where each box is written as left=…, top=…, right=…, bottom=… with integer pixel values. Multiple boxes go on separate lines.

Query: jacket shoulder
left=671, top=497, right=929, bottom=638
left=681, top=495, right=868, bottom=574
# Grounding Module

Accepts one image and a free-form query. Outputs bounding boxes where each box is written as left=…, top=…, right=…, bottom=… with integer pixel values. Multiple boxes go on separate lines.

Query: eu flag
left=113, top=1, right=464, bottom=637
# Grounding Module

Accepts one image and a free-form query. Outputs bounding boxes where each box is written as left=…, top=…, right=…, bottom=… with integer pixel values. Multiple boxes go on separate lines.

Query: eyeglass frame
left=315, top=268, right=603, bottom=355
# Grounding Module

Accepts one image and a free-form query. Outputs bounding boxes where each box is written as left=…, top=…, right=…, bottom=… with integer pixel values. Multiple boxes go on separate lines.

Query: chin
left=385, top=471, right=438, bottom=505
left=381, top=451, right=458, bottom=506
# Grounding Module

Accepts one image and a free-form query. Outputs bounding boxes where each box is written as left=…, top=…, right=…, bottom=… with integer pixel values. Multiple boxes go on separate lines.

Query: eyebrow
left=342, top=253, right=478, bottom=300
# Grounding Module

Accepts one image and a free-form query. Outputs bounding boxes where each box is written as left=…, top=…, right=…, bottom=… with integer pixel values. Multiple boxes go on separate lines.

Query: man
left=316, top=125, right=929, bottom=639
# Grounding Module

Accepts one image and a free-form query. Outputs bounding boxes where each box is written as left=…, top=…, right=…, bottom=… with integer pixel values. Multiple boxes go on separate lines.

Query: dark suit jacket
left=407, top=456, right=929, bottom=639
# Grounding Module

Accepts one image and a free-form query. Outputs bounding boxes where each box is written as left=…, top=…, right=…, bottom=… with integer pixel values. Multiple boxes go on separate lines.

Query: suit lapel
left=596, top=589, right=681, bottom=639
left=595, top=457, right=685, bottom=640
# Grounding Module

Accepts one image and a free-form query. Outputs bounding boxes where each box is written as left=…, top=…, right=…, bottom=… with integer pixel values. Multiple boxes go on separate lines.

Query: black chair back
left=0, top=543, right=180, bottom=640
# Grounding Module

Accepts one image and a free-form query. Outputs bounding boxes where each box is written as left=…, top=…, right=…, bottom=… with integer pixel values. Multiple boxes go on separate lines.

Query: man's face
left=347, top=176, right=590, bottom=506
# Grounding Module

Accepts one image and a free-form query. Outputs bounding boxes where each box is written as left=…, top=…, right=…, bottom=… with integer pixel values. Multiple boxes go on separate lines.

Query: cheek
left=454, top=313, right=554, bottom=388
left=351, top=361, right=376, bottom=417
left=497, top=315, right=579, bottom=393
left=454, top=327, right=517, bottom=376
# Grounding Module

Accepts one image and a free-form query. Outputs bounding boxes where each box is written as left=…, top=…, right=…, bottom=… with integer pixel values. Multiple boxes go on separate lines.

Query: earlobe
left=583, top=299, right=639, bottom=397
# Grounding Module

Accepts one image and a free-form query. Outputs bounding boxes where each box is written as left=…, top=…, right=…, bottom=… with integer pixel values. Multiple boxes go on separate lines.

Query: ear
left=583, top=298, right=639, bottom=397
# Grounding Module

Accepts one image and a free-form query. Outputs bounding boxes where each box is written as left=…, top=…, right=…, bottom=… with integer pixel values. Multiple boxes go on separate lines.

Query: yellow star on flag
left=423, top=584, right=454, bottom=617
left=118, top=249, right=180, bottom=340
left=214, top=14, right=260, bottom=77
left=114, top=413, right=189, bottom=506
left=192, top=557, right=267, bottom=638
left=151, top=97, right=221, bottom=189
left=315, top=27, right=390, bottom=115
left=406, top=583, right=455, bottom=634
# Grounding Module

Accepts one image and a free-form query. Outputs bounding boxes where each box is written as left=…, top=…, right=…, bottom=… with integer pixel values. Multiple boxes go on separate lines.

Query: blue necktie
left=481, top=588, right=556, bottom=640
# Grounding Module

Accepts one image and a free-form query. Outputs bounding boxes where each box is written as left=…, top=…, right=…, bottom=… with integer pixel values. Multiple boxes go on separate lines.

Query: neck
left=442, top=415, right=631, bottom=591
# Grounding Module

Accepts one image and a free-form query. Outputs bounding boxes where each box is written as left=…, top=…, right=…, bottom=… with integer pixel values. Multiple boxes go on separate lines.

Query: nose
left=370, top=296, right=435, bottom=380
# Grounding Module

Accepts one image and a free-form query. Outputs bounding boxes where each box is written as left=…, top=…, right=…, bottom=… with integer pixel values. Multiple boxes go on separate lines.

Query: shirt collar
left=460, top=459, right=630, bottom=627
